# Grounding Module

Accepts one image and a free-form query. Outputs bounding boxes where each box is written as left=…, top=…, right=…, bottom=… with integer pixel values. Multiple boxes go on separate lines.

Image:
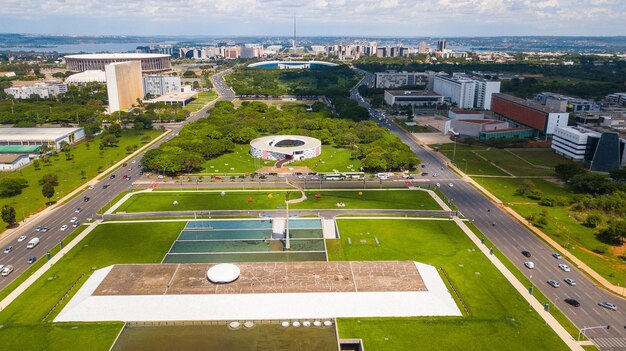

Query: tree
left=41, top=182, right=55, bottom=203
left=609, top=168, right=626, bottom=181
left=597, top=220, right=626, bottom=245
left=80, top=170, right=87, bottom=179
left=101, top=134, right=119, bottom=147
left=33, top=159, right=41, bottom=170
left=515, top=180, right=535, bottom=196
left=555, top=163, right=586, bottom=181
left=39, top=173, right=59, bottom=186
left=1, top=205, right=16, bottom=227
left=0, top=178, right=29, bottom=197
left=584, top=213, right=602, bottom=228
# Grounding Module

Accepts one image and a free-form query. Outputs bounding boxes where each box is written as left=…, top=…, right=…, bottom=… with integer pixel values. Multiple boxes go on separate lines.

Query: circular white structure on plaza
left=64, top=53, right=171, bottom=73
left=250, top=135, right=321, bottom=163
left=207, top=263, right=240, bottom=284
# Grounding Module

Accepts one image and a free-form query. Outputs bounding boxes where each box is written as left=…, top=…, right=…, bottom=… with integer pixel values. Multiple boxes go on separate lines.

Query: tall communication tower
left=292, top=15, right=297, bottom=51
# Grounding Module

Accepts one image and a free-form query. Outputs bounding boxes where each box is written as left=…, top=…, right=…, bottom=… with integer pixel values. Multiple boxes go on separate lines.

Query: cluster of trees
left=0, top=177, right=29, bottom=197
left=555, top=163, right=626, bottom=194
left=142, top=101, right=418, bottom=174
left=103, top=103, right=189, bottom=126
left=39, top=173, right=58, bottom=204
left=225, top=66, right=360, bottom=97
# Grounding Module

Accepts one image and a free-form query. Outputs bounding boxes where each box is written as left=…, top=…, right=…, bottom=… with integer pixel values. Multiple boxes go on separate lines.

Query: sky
left=0, top=0, right=625, bottom=36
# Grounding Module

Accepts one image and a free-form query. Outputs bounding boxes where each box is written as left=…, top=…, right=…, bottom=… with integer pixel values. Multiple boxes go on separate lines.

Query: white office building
left=4, top=82, right=68, bottom=99
left=0, top=127, right=85, bottom=149
left=433, top=75, right=476, bottom=109
left=142, top=76, right=181, bottom=97
left=551, top=126, right=601, bottom=161
left=473, top=78, right=501, bottom=110
left=375, top=71, right=429, bottom=89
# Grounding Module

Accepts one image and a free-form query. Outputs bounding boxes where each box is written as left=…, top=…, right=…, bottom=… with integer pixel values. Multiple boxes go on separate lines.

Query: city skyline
left=0, top=0, right=625, bottom=37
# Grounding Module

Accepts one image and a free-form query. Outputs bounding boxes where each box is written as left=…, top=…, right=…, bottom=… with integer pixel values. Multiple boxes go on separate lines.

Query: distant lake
left=0, top=42, right=155, bottom=54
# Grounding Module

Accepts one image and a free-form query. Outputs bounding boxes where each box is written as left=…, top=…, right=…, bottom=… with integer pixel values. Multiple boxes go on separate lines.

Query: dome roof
left=207, top=263, right=240, bottom=284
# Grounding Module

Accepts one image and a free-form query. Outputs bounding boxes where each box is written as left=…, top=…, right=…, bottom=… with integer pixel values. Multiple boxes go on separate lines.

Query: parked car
left=558, top=263, right=571, bottom=272
left=598, top=301, right=617, bottom=311
left=547, top=279, right=560, bottom=288
left=552, top=253, right=562, bottom=259
left=565, top=298, right=580, bottom=307
left=564, top=278, right=576, bottom=286
left=60, top=225, right=68, bottom=231
left=521, top=251, right=531, bottom=258
left=18, top=235, right=27, bottom=242
left=27, top=256, right=37, bottom=264
left=4, top=246, right=13, bottom=254
left=1, top=265, right=13, bottom=276
left=524, top=261, right=535, bottom=269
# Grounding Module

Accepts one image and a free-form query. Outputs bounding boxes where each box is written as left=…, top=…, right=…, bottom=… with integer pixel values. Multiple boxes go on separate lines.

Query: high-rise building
left=375, top=71, right=429, bottom=88
left=491, top=93, right=569, bottom=137
left=437, top=39, right=446, bottom=52
left=142, top=76, right=181, bottom=97
left=473, top=78, right=501, bottom=110
left=418, top=41, right=427, bottom=54
left=433, top=75, right=476, bottom=109
left=105, top=61, right=144, bottom=113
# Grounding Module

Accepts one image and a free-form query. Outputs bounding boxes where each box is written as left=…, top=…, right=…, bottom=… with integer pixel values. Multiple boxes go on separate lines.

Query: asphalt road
left=0, top=69, right=234, bottom=291
left=350, top=67, right=626, bottom=346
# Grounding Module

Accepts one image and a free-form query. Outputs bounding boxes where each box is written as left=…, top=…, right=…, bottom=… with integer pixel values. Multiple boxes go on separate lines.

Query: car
left=448, top=183, right=454, bottom=187
left=123, top=163, right=128, bottom=167
left=18, top=235, right=27, bottom=242
left=436, top=182, right=441, bottom=188
left=131, top=160, right=136, bottom=164
left=297, top=175, right=305, bottom=179
left=72, top=221, right=80, bottom=228
left=406, top=175, right=414, bottom=179
left=41, top=226, right=49, bottom=232
left=84, top=196, right=90, bottom=202
left=88, top=185, right=94, bottom=190
left=421, top=172, right=429, bottom=176
left=35, top=225, right=42, bottom=232
left=126, top=176, right=132, bottom=181
left=547, top=279, right=560, bottom=288
left=564, top=298, right=580, bottom=307
left=598, top=301, right=617, bottom=311
left=75, top=207, right=82, bottom=213
left=421, top=164, right=426, bottom=168
left=27, top=256, right=37, bottom=264
left=60, top=225, right=68, bottom=231
left=564, top=278, right=576, bottom=286
left=433, top=173, right=438, bottom=177
left=122, top=175, right=128, bottom=179
left=4, top=246, right=13, bottom=253
left=552, top=253, right=562, bottom=259
left=157, top=175, right=164, bottom=179
left=521, top=251, right=531, bottom=257
left=110, top=174, right=116, bottom=179
left=214, top=176, right=222, bottom=180
left=524, top=261, right=535, bottom=269
left=558, top=263, right=570, bottom=272
left=310, top=176, right=320, bottom=180
left=70, top=217, right=78, bottom=223
left=102, top=184, right=109, bottom=189
left=1, top=265, right=13, bottom=276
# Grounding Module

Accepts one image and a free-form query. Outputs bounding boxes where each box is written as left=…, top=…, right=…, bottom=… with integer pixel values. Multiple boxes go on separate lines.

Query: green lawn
left=0, top=130, right=163, bottom=230
left=114, top=190, right=441, bottom=213
left=474, top=177, right=573, bottom=204
left=289, top=146, right=362, bottom=173
left=481, top=149, right=555, bottom=176
left=441, top=150, right=508, bottom=176
left=329, top=219, right=569, bottom=351
left=199, top=144, right=260, bottom=174
left=183, top=91, right=218, bottom=113
left=0, top=221, right=185, bottom=351
left=508, top=148, right=576, bottom=168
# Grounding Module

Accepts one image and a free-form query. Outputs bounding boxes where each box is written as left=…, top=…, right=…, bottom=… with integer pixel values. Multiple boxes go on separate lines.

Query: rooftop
left=66, top=70, right=106, bottom=84
left=143, top=91, right=197, bottom=103
left=458, top=119, right=504, bottom=125
left=0, top=127, right=82, bottom=141
left=0, top=145, right=41, bottom=153
left=493, top=93, right=563, bottom=114
left=0, top=154, right=28, bottom=164
left=65, top=53, right=170, bottom=60
left=386, top=90, right=441, bottom=97
left=450, top=108, right=484, bottom=114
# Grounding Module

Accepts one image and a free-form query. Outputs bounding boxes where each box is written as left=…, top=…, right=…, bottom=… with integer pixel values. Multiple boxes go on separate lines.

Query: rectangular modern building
left=0, top=127, right=85, bottom=149
left=4, top=82, right=68, bottom=100
left=491, top=93, right=569, bottom=137
left=375, top=71, right=429, bottom=89
left=551, top=126, right=601, bottom=162
left=142, top=76, right=181, bottom=97
left=473, top=78, right=501, bottom=110
left=384, top=90, right=444, bottom=107
left=105, top=61, right=144, bottom=113
left=433, top=75, right=477, bottom=109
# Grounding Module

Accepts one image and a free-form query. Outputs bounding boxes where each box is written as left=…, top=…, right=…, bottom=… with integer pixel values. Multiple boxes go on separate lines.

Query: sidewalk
left=445, top=160, right=626, bottom=298
left=0, top=220, right=102, bottom=312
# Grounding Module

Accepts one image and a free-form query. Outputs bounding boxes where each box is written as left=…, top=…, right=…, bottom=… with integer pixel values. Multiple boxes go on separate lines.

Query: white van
left=27, top=238, right=40, bottom=249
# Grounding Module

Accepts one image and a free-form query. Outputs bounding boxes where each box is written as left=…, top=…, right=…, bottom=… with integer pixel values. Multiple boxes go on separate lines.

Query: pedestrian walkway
left=322, top=219, right=337, bottom=239
left=593, top=337, right=626, bottom=349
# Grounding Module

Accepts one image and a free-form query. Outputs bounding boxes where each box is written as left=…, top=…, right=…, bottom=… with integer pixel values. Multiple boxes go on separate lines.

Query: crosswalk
left=593, top=337, right=626, bottom=349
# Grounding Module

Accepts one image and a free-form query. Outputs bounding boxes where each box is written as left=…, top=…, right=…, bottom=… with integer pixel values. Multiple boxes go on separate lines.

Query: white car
left=131, top=160, right=136, bottom=164
left=1, top=265, right=13, bottom=276
left=70, top=217, right=78, bottom=223
left=524, top=261, right=535, bottom=269
left=88, top=186, right=94, bottom=190
left=448, top=183, right=454, bottom=187
left=60, top=225, right=68, bottom=231
left=18, top=235, right=27, bottom=242
left=157, top=175, right=164, bottom=179
left=558, top=263, right=570, bottom=272
left=564, top=278, right=576, bottom=286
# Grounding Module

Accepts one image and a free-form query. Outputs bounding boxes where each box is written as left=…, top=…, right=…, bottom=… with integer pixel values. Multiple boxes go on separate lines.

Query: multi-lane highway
left=350, top=68, right=625, bottom=347
left=0, top=69, right=234, bottom=291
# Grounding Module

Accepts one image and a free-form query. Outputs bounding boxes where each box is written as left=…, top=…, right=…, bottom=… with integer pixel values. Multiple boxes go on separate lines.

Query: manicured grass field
left=0, top=130, right=163, bottom=231
left=328, top=219, right=569, bottom=351
left=183, top=91, right=218, bottom=113
left=508, top=148, right=576, bottom=168
left=199, top=144, right=260, bottom=174
left=474, top=177, right=573, bottom=204
left=440, top=150, right=508, bottom=176
left=289, top=146, right=362, bottom=173
left=481, top=149, right=555, bottom=176
left=0, top=221, right=185, bottom=351
left=114, top=190, right=441, bottom=213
